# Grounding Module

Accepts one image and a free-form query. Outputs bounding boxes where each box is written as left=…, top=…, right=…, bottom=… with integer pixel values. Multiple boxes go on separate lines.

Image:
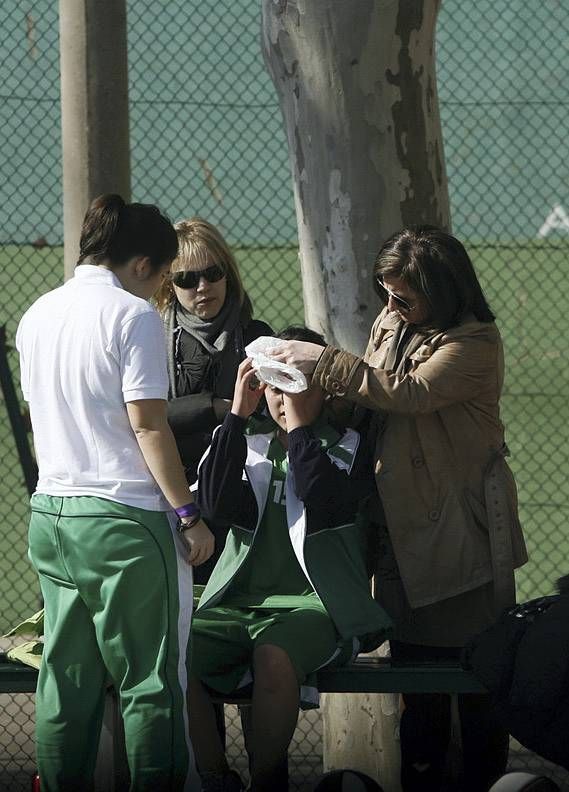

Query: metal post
left=0, top=326, right=38, bottom=496
left=59, top=0, right=131, bottom=279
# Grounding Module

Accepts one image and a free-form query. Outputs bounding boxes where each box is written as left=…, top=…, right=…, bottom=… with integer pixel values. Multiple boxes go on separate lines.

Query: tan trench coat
left=313, top=309, right=527, bottom=614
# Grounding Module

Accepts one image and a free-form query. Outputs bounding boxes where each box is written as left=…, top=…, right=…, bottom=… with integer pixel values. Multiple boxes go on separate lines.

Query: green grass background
left=1, top=241, right=568, bottom=632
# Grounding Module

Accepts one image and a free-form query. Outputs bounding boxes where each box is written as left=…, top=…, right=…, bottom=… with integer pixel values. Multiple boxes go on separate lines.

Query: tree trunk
left=321, top=643, right=402, bottom=790
left=262, top=3, right=450, bottom=788
left=261, top=0, right=450, bottom=354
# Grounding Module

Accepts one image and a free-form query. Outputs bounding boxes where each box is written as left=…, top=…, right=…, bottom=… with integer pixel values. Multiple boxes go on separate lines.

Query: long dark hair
left=373, top=226, right=495, bottom=329
left=77, top=194, right=178, bottom=271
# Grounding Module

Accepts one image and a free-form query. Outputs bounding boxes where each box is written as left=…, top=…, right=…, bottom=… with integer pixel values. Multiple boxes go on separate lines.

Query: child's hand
left=283, top=392, right=307, bottom=431
left=283, top=385, right=323, bottom=431
left=231, top=358, right=266, bottom=419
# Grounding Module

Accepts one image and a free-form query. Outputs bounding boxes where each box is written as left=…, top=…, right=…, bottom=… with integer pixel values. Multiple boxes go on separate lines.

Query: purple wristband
left=174, top=502, right=200, bottom=520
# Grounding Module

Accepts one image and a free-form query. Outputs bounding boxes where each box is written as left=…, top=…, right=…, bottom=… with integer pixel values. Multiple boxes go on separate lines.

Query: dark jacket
left=196, top=412, right=391, bottom=650
left=167, top=317, right=271, bottom=484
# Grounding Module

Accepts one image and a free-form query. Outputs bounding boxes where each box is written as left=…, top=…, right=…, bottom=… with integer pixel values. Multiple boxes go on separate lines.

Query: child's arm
left=197, top=358, right=266, bottom=527
left=284, top=390, right=374, bottom=517
left=287, top=425, right=374, bottom=519
left=196, top=413, right=257, bottom=527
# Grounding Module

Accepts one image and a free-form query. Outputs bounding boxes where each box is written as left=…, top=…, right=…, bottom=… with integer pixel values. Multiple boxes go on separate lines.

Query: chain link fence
left=1, top=0, right=569, bottom=789
left=1, top=3, right=61, bottom=786
left=438, top=0, right=569, bottom=610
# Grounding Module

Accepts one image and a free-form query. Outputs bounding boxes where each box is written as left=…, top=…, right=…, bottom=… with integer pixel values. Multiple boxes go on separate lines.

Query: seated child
left=189, top=326, right=391, bottom=792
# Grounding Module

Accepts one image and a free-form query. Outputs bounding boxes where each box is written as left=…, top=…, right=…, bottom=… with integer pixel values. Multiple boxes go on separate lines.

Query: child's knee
left=253, top=643, right=296, bottom=690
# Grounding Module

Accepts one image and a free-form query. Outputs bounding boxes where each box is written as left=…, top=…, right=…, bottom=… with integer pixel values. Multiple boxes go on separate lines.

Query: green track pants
left=28, top=494, right=200, bottom=792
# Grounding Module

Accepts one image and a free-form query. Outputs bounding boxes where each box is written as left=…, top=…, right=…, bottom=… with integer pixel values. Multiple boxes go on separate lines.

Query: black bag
left=462, top=575, right=569, bottom=771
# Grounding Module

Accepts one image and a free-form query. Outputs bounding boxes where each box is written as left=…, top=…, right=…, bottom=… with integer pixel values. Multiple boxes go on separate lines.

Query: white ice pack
left=244, top=336, right=308, bottom=393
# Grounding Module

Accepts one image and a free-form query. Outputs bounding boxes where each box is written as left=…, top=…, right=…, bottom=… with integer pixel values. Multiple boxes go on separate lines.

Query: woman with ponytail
left=16, top=194, right=209, bottom=791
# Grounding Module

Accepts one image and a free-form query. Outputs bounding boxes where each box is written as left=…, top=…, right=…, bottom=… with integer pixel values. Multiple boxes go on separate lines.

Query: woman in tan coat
left=270, top=226, right=527, bottom=792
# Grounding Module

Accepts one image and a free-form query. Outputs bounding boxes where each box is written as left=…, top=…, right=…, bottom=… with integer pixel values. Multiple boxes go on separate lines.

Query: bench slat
left=0, top=655, right=38, bottom=694
left=0, top=654, right=485, bottom=696
left=317, top=657, right=486, bottom=694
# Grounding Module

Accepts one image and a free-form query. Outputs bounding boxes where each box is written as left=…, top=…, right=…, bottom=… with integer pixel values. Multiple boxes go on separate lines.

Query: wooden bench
left=0, top=651, right=485, bottom=790
left=0, top=651, right=486, bottom=696
left=0, top=653, right=38, bottom=694
left=317, top=655, right=485, bottom=694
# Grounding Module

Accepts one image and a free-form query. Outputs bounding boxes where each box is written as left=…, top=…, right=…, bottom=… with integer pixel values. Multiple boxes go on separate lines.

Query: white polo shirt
left=16, top=264, right=170, bottom=511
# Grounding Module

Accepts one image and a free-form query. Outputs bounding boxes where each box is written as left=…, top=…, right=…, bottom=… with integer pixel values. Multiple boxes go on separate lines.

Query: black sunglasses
left=376, top=279, right=413, bottom=312
left=171, top=264, right=225, bottom=290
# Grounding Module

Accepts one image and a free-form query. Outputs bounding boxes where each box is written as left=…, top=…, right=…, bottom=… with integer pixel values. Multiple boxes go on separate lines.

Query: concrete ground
left=0, top=695, right=322, bottom=792
left=1, top=695, right=568, bottom=792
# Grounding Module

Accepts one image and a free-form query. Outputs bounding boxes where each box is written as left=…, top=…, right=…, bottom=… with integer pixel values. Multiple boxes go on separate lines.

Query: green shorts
left=190, top=604, right=351, bottom=693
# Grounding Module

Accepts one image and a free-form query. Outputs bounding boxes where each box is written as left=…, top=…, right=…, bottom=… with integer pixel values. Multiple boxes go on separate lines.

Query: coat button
left=330, top=381, right=346, bottom=396
left=412, top=457, right=424, bottom=468
left=428, top=509, right=439, bottom=521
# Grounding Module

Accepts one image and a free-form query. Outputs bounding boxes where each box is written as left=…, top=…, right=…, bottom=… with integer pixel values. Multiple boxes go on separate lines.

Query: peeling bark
left=261, top=0, right=449, bottom=354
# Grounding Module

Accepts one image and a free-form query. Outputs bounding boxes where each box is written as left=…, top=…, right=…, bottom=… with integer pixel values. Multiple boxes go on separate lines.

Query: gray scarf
left=163, top=295, right=244, bottom=398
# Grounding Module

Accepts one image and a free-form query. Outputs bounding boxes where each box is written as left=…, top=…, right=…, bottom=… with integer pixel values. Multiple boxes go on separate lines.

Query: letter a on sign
left=538, top=204, right=569, bottom=237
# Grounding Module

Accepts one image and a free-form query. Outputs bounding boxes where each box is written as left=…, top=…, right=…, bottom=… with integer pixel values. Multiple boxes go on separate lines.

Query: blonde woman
left=156, top=218, right=271, bottom=579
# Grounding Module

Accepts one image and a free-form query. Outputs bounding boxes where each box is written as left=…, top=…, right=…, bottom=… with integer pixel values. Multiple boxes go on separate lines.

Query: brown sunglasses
left=376, top=279, right=414, bottom=312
